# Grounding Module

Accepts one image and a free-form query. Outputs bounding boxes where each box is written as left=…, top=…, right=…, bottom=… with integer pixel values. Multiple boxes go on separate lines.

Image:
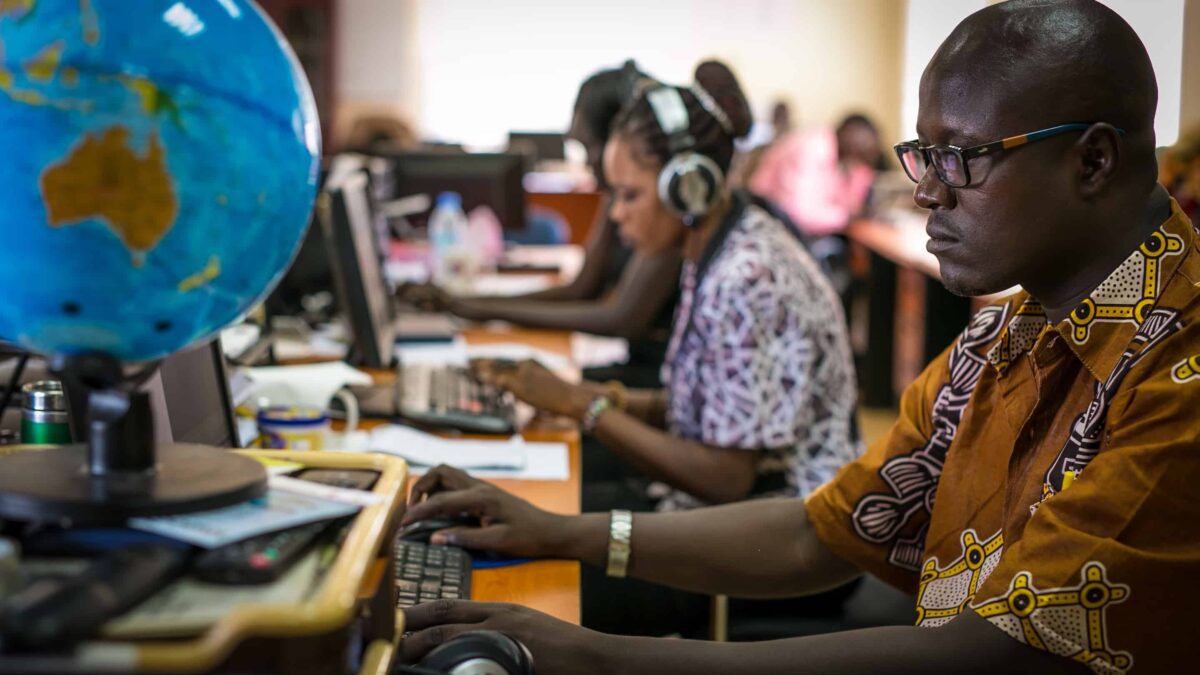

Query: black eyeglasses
left=894, top=123, right=1126, bottom=188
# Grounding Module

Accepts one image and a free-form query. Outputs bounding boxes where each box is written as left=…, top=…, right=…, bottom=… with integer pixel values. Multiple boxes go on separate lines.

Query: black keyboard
left=394, top=540, right=472, bottom=608
left=397, top=364, right=515, bottom=435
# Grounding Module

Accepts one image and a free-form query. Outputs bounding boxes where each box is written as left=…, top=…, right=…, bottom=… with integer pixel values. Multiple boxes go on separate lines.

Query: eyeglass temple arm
left=961, top=123, right=1127, bottom=160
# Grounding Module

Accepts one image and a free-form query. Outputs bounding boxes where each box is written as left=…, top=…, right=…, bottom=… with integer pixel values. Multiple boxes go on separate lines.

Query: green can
left=20, top=380, right=72, bottom=445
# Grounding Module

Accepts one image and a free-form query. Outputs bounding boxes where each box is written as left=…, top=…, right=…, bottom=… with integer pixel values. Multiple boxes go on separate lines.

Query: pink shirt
left=749, top=128, right=875, bottom=237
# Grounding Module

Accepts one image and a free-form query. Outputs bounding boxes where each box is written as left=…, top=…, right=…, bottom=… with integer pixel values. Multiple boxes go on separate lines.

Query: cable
left=0, top=352, right=29, bottom=416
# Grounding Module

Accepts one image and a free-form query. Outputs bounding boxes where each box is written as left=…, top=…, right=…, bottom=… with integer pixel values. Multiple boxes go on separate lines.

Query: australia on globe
left=0, top=0, right=320, bottom=362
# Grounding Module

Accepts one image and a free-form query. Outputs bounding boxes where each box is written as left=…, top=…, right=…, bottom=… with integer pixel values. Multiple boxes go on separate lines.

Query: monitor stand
left=0, top=353, right=266, bottom=524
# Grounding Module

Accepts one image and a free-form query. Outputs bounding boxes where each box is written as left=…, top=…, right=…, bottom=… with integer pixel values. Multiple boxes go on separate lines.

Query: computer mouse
left=398, top=514, right=506, bottom=561
left=398, top=514, right=478, bottom=544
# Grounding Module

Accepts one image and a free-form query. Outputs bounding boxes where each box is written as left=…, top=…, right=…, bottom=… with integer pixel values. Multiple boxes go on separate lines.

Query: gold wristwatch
left=607, top=509, right=633, bottom=578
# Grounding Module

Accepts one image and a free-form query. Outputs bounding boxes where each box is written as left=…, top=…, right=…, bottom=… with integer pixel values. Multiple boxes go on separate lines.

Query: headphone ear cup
left=657, top=152, right=724, bottom=223
left=418, top=630, right=534, bottom=675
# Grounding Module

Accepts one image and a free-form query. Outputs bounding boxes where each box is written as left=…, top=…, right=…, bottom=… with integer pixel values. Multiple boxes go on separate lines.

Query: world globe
left=0, top=0, right=320, bottom=362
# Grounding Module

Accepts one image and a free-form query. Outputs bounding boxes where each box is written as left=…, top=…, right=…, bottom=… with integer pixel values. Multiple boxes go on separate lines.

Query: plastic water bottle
left=428, top=191, right=472, bottom=291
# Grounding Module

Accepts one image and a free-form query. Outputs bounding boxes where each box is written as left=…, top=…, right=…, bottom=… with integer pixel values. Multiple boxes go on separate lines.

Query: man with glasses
left=398, top=2, right=1195, bottom=672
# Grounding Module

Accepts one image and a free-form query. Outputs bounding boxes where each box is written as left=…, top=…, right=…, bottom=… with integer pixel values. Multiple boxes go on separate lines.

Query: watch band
left=581, top=396, right=613, bottom=434
left=607, top=509, right=633, bottom=578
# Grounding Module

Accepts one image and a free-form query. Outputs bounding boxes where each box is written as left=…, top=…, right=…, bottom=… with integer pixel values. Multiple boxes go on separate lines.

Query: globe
left=0, top=0, right=320, bottom=362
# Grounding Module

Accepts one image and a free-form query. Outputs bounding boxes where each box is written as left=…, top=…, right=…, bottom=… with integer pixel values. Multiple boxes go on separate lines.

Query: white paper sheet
left=394, top=339, right=573, bottom=375
left=464, top=342, right=573, bottom=372
left=569, top=332, right=630, bottom=369
left=465, top=274, right=555, bottom=297
left=129, top=479, right=363, bottom=548
left=363, top=424, right=569, bottom=480
left=394, top=335, right=469, bottom=366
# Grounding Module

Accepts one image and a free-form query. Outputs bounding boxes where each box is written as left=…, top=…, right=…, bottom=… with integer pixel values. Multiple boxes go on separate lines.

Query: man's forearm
left=552, top=498, right=858, bottom=598
left=591, top=612, right=1089, bottom=675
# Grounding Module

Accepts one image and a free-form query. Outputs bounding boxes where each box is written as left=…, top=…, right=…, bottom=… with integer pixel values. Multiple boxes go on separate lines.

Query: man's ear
left=1076, top=123, right=1123, bottom=199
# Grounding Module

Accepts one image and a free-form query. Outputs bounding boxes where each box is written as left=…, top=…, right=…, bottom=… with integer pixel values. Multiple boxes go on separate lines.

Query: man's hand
left=472, top=358, right=594, bottom=420
left=405, top=465, right=575, bottom=558
left=400, top=600, right=610, bottom=674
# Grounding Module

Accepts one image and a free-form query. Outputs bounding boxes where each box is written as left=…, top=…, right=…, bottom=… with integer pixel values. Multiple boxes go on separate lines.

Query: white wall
left=337, top=0, right=904, bottom=150
left=1184, top=0, right=1200, bottom=135
left=1107, top=0, right=1186, bottom=145
left=337, top=0, right=1191, bottom=151
left=334, top=0, right=421, bottom=142
left=900, top=0, right=987, bottom=141
left=900, top=0, right=1187, bottom=145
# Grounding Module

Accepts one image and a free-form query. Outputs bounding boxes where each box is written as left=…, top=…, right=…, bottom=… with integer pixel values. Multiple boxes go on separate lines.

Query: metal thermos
left=20, top=380, right=71, bottom=445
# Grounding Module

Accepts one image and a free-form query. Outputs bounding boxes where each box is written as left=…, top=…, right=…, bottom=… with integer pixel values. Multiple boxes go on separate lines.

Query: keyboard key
left=394, top=539, right=472, bottom=609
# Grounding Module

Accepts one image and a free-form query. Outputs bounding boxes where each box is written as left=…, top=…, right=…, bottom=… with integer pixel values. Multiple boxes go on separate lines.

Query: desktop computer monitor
left=507, top=131, right=567, bottom=165
left=267, top=154, right=396, bottom=323
left=387, top=152, right=526, bottom=231
left=58, top=338, right=239, bottom=448
left=319, top=169, right=396, bottom=369
left=156, top=338, right=240, bottom=447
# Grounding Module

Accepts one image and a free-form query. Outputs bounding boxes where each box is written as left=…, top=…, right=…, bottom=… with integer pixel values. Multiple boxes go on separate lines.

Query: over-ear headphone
left=645, top=82, right=734, bottom=225
left=394, top=630, right=535, bottom=675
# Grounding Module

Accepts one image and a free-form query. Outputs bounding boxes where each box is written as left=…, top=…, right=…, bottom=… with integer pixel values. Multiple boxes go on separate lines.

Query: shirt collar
left=987, top=198, right=1194, bottom=379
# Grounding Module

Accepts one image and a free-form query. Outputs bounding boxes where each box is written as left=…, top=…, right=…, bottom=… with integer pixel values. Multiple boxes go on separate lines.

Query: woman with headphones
left=398, top=61, right=682, bottom=388
left=451, top=61, right=860, bottom=636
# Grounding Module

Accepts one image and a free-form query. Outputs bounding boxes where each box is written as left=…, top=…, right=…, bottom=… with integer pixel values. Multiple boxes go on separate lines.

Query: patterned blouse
left=655, top=195, right=859, bottom=511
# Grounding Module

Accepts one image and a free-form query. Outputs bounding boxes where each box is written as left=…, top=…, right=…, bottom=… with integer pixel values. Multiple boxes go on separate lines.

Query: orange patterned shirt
left=806, top=199, right=1200, bottom=674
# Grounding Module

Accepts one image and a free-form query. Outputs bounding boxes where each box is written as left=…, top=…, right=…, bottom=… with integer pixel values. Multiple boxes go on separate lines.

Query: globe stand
left=0, top=353, right=267, bottom=524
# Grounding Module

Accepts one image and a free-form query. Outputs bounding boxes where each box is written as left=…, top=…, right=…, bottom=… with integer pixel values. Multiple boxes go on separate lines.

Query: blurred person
left=398, top=61, right=681, bottom=388
left=727, top=98, right=793, bottom=188
left=750, top=113, right=883, bottom=238
left=1159, top=127, right=1199, bottom=220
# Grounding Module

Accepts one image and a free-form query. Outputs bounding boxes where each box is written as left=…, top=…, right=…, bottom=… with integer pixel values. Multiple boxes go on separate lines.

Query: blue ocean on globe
left=0, top=0, right=320, bottom=362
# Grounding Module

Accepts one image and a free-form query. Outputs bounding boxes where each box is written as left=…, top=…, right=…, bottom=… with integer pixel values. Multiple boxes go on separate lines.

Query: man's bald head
left=927, top=0, right=1156, bottom=141
left=912, top=1, right=1169, bottom=305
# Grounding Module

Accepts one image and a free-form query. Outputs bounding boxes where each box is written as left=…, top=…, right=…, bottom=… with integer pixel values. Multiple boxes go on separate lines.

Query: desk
left=458, top=326, right=579, bottom=622
left=362, top=325, right=581, bottom=625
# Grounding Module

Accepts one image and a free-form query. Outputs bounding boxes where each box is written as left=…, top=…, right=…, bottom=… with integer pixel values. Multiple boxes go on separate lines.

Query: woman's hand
left=473, top=359, right=594, bottom=420
left=405, top=465, right=575, bottom=558
left=396, top=282, right=450, bottom=312
left=400, top=600, right=612, bottom=674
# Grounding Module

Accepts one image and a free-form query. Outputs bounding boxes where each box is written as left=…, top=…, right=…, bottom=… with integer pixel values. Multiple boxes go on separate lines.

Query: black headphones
left=394, top=630, right=534, bottom=675
left=617, top=59, right=644, bottom=104
left=644, top=82, right=734, bottom=226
